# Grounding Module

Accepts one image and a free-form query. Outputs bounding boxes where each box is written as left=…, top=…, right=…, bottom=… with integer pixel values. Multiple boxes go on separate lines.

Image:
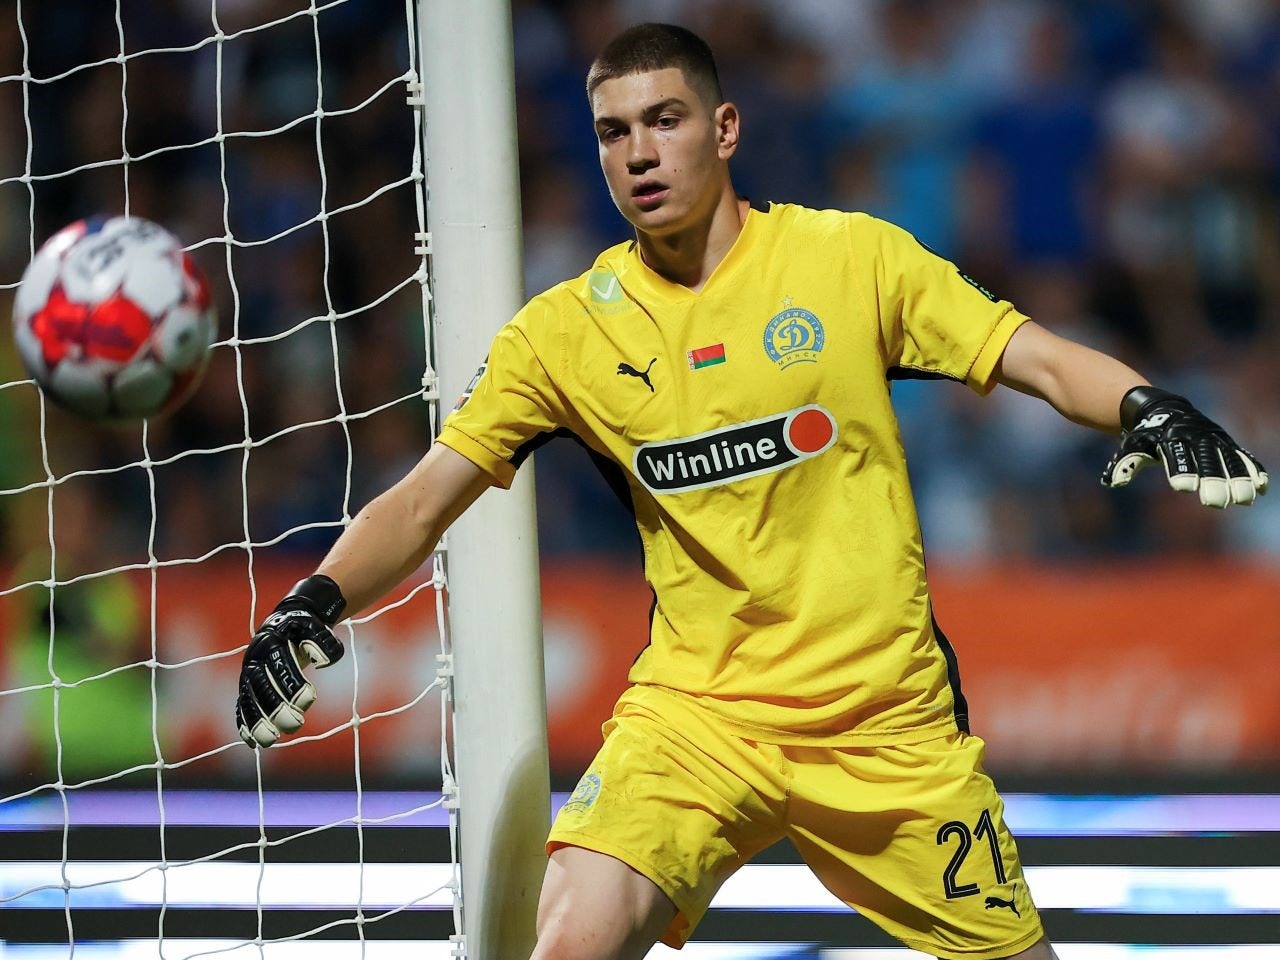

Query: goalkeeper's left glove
left=1101, top=385, right=1269, bottom=508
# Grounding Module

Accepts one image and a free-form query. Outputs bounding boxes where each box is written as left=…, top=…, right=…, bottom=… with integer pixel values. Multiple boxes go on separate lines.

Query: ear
left=714, top=101, right=740, bottom=160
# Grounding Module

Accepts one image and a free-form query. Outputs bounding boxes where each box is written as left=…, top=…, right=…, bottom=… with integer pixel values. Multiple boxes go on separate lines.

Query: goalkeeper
left=234, top=22, right=1267, bottom=960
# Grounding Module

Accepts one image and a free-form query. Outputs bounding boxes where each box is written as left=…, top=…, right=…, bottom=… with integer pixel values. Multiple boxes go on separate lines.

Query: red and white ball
left=12, top=216, right=216, bottom=420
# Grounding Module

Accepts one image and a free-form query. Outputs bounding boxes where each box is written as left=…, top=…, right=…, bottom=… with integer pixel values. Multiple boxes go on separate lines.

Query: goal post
left=0, top=0, right=549, bottom=953
left=416, top=0, right=551, bottom=955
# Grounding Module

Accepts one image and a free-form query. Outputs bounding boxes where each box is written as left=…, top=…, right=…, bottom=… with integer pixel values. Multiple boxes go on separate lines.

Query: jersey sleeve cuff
left=967, top=308, right=1030, bottom=395
left=436, top=425, right=517, bottom=489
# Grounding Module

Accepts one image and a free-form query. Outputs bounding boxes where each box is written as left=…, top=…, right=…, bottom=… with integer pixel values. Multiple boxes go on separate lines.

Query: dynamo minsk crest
left=563, top=772, right=602, bottom=813
left=763, top=306, right=825, bottom=369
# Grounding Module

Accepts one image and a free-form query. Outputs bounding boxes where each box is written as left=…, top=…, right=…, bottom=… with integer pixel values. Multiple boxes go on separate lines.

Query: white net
left=0, top=0, right=461, bottom=955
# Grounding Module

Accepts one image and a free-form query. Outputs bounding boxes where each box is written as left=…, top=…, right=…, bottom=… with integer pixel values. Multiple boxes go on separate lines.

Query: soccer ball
left=12, top=216, right=216, bottom=420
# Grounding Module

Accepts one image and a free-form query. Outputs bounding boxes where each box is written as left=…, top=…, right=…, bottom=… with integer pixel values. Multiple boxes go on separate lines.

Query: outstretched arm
left=236, top=442, right=493, bottom=747
left=317, top=442, right=493, bottom=617
left=993, top=319, right=1145, bottom=433
left=994, top=320, right=1268, bottom=507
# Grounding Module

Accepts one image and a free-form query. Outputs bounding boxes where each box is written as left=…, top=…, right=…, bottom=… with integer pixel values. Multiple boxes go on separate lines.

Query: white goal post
left=415, top=0, right=551, bottom=956
left=0, top=0, right=549, bottom=955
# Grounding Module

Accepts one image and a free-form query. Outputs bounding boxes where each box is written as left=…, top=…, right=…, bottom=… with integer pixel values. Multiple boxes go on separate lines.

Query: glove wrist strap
left=1120, top=385, right=1187, bottom=431
left=285, top=574, right=347, bottom=626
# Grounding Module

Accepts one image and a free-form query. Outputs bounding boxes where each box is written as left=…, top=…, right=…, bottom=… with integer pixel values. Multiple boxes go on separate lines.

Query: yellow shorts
left=547, top=685, right=1044, bottom=959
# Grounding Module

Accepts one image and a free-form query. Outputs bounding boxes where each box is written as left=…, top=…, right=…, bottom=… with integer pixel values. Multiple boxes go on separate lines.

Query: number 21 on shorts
left=936, top=808, right=1007, bottom=899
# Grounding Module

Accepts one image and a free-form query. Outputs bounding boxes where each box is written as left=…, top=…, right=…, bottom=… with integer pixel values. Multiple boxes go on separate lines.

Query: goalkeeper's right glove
left=1100, top=386, right=1269, bottom=508
left=236, top=574, right=346, bottom=748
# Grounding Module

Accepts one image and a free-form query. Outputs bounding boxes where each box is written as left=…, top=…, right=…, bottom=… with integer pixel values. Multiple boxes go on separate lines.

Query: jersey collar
left=621, top=202, right=768, bottom=301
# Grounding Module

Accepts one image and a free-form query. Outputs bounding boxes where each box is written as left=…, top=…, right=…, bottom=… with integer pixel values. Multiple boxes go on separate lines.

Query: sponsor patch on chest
left=634, top=405, right=837, bottom=493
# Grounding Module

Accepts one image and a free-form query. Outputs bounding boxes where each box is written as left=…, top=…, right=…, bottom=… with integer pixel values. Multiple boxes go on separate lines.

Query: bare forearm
left=316, top=481, right=441, bottom=618
left=1022, top=339, right=1145, bottom=433
left=996, top=321, right=1147, bottom=433
left=312, top=442, right=493, bottom=619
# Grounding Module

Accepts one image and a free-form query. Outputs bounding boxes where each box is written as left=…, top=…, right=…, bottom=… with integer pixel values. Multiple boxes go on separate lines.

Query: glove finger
left=249, top=657, right=309, bottom=735
left=1238, top=449, right=1269, bottom=496
left=1196, top=450, right=1231, bottom=509
left=272, top=701, right=308, bottom=733
left=1158, top=438, right=1200, bottom=493
left=266, top=640, right=318, bottom=713
left=297, top=623, right=344, bottom=669
left=237, top=674, right=281, bottom=748
left=1221, top=447, right=1258, bottom=505
left=1102, top=449, right=1157, bottom=488
left=235, top=698, right=253, bottom=747
left=1228, top=477, right=1256, bottom=506
left=1222, top=444, right=1253, bottom=479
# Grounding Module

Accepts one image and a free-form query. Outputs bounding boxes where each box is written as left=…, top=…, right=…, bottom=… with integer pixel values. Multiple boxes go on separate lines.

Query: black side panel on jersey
left=932, top=615, right=970, bottom=733
left=547, top=432, right=660, bottom=665
left=569, top=433, right=637, bottom=521
left=887, top=366, right=963, bottom=384
left=509, top=426, right=638, bottom=524
left=918, top=539, right=970, bottom=733
left=509, top=426, right=573, bottom=470
left=508, top=428, right=656, bottom=660
left=565, top=436, right=659, bottom=661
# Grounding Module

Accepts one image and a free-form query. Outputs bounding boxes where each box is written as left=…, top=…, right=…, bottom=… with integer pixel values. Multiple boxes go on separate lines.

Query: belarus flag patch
left=687, top=342, right=726, bottom=370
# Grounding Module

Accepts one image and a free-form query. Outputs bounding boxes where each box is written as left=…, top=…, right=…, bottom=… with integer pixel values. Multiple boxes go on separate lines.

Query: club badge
left=763, top=298, right=824, bottom=369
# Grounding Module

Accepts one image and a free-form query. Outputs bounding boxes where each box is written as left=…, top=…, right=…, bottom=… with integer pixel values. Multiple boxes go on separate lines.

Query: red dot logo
left=787, top=407, right=835, bottom=453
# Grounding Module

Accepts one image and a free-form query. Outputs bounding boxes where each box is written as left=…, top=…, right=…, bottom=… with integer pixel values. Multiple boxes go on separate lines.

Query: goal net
left=0, top=1, right=542, bottom=956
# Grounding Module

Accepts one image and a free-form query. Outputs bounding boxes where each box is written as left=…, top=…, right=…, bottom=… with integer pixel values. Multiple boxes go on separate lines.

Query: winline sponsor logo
left=634, top=405, right=837, bottom=493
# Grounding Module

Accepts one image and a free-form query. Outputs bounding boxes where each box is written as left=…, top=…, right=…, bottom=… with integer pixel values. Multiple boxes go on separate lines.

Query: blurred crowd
left=2, top=0, right=1279, bottom=597
left=517, top=0, right=1280, bottom=560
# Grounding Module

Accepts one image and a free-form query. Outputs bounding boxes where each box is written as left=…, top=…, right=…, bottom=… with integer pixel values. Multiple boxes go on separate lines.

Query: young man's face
left=590, top=67, right=737, bottom=236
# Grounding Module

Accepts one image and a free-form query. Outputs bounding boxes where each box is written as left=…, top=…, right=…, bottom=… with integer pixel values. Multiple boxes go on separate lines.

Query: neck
left=636, top=186, right=749, bottom=291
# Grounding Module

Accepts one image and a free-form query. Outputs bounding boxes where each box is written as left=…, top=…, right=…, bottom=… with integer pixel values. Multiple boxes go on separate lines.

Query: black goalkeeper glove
left=236, top=574, right=347, bottom=748
left=1101, top=386, right=1269, bottom=508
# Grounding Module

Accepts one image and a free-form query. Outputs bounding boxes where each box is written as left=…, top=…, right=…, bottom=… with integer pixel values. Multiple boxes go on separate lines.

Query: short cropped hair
left=586, top=23, right=724, bottom=108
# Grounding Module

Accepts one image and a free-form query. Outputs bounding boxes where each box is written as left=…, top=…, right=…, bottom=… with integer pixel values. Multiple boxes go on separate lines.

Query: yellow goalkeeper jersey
left=438, top=203, right=1028, bottom=744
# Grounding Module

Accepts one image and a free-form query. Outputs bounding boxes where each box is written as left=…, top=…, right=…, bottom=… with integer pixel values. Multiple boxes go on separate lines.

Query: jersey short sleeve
left=860, top=216, right=1029, bottom=394
left=436, top=301, right=568, bottom=488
